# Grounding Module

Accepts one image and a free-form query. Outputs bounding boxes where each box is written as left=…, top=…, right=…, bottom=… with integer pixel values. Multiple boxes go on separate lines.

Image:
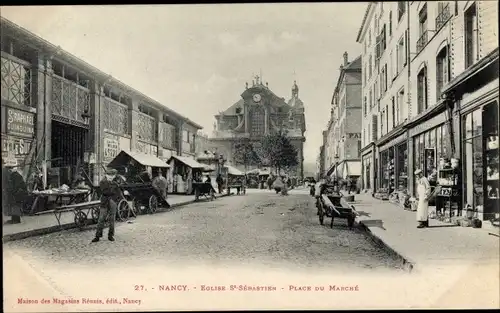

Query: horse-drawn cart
left=192, top=182, right=216, bottom=201
left=115, top=182, right=170, bottom=221
left=316, top=184, right=358, bottom=229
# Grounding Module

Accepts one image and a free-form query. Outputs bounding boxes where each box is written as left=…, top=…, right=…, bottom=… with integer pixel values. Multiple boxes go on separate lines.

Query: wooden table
left=28, top=189, right=91, bottom=215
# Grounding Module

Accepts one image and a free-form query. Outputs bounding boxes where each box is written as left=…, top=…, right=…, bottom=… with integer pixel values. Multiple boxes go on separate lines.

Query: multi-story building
left=317, top=143, right=325, bottom=180
left=356, top=1, right=498, bottom=221
left=210, top=77, right=306, bottom=178
left=322, top=52, right=362, bottom=184
left=1, top=17, right=202, bottom=186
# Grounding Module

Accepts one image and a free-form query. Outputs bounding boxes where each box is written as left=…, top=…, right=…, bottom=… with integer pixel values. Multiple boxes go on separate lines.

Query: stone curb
left=357, top=220, right=415, bottom=273
left=2, top=193, right=233, bottom=243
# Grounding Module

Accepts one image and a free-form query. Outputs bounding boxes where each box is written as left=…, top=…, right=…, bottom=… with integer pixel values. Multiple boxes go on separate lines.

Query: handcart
left=316, top=184, right=358, bottom=229
left=114, top=182, right=170, bottom=221
left=193, top=182, right=216, bottom=201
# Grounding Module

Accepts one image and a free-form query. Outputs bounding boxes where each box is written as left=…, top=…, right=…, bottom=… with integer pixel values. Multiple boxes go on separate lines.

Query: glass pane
left=472, top=109, right=482, bottom=137
left=436, top=125, right=442, bottom=161
left=465, top=112, right=473, bottom=139
left=442, top=124, right=450, bottom=158
left=472, top=135, right=483, bottom=207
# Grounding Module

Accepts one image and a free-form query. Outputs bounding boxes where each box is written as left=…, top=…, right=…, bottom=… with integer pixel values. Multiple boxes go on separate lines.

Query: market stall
left=167, top=155, right=206, bottom=195
left=224, top=164, right=245, bottom=195
left=107, top=150, right=170, bottom=183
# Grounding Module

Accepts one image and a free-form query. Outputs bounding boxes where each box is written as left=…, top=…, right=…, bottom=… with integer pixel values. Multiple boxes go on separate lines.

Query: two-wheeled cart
left=316, top=184, right=358, bottom=229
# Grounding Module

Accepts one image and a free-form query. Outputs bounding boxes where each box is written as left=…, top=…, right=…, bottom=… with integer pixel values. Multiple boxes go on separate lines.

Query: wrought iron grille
left=103, top=97, right=129, bottom=135
left=1, top=55, right=32, bottom=107
left=416, top=31, right=429, bottom=54
left=52, top=75, right=90, bottom=124
left=160, top=122, right=176, bottom=149
left=435, top=3, right=451, bottom=31
left=137, top=112, right=156, bottom=143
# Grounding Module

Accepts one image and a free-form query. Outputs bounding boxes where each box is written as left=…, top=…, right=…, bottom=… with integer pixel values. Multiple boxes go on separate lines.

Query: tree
left=261, top=130, right=299, bottom=175
left=232, top=137, right=261, bottom=172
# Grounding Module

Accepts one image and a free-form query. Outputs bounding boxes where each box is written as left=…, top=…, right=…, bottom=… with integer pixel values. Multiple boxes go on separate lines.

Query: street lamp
left=333, top=153, right=339, bottom=186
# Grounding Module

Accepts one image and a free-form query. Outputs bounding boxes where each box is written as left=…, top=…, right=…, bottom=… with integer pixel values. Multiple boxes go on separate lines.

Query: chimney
left=245, top=82, right=248, bottom=89
left=266, top=82, right=268, bottom=88
left=343, top=51, right=348, bottom=66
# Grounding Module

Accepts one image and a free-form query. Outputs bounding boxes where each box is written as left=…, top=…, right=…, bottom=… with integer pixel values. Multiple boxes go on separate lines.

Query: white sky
left=1, top=4, right=366, bottom=166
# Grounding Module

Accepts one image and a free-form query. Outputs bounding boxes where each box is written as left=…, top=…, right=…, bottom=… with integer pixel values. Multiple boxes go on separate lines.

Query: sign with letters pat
left=6, top=107, right=35, bottom=137
left=347, top=133, right=361, bottom=139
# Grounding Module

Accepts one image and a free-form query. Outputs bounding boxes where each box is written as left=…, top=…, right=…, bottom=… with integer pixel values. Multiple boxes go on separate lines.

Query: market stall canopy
left=108, top=150, right=170, bottom=168
left=202, top=164, right=216, bottom=172
left=225, top=165, right=244, bottom=176
left=259, top=168, right=271, bottom=176
left=344, top=161, right=361, bottom=178
left=168, top=155, right=206, bottom=169
left=245, top=169, right=260, bottom=175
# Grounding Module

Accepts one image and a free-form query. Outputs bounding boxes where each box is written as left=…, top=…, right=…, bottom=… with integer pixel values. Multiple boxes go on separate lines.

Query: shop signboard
left=4, top=107, right=35, bottom=138
left=103, top=134, right=120, bottom=162
left=346, top=133, right=361, bottom=140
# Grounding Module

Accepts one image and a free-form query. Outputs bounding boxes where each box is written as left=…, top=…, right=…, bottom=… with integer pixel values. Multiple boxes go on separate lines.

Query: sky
left=1, top=4, right=366, bottom=166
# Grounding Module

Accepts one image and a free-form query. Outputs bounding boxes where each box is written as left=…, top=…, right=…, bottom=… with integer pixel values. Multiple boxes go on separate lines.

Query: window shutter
left=443, top=48, right=450, bottom=84
left=478, top=0, right=499, bottom=59
left=389, top=50, right=394, bottom=81
left=450, top=15, right=464, bottom=79
left=403, top=30, right=408, bottom=66
left=372, top=114, right=378, bottom=141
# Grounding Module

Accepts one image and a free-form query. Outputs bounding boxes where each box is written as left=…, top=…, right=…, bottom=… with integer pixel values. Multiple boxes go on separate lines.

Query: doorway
left=51, top=120, right=87, bottom=186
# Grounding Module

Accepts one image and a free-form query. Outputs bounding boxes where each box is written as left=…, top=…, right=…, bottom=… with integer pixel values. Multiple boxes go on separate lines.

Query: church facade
left=211, top=77, right=306, bottom=178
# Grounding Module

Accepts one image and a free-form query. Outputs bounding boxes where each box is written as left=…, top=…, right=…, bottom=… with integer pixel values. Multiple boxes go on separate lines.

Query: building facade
left=210, top=77, right=306, bottom=178
left=1, top=17, right=202, bottom=186
left=322, top=52, right=363, bottom=183
left=356, top=1, right=498, bottom=221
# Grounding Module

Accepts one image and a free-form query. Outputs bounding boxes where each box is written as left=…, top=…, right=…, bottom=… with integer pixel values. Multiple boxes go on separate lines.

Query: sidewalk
left=352, top=193, right=500, bottom=271
left=2, top=193, right=231, bottom=243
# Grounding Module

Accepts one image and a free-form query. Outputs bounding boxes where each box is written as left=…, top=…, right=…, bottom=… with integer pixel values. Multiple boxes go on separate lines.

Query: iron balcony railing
left=416, top=30, right=429, bottom=54
left=436, top=3, right=452, bottom=31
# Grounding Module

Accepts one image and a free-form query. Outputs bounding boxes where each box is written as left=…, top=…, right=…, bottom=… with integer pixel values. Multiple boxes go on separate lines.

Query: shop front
left=442, top=48, right=499, bottom=222
left=374, top=128, right=407, bottom=199
left=1, top=106, right=36, bottom=178
left=167, top=155, right=206, bottom=194
left=361, top=152, right=372, bottom=190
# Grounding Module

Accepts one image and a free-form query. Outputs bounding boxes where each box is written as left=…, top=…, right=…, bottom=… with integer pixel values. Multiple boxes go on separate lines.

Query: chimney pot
left=343, top=51, right=348, bottom=66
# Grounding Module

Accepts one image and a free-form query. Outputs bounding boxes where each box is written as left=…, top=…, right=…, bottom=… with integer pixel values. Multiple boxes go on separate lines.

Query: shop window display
left=396, top=143, right=408, bottom=190
left=482, top=102, right=499, bottom=223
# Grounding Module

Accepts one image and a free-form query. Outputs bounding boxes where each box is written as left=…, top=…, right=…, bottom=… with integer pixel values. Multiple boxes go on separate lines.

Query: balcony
left=103, top=97, right=129, bottom=136
left=1, top=53, right=32, bottom=108
left=51, top=75, right=91, bottom=127
left=136, top=111, right=157, bottom=143
left=416, top=30, right=429, bottom=55
left=435, top=4, right=452, bottom=31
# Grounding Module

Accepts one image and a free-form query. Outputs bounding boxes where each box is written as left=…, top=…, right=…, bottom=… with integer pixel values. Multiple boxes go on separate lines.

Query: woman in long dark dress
left=2, top=160, right=28, bottom=224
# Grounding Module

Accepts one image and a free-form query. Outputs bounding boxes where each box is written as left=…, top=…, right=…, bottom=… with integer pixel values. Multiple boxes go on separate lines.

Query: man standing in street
left=216, top=174, right=224, bottom=194
left=2, top=159, right=27, bottom=224
left=415, top=169, right=431, bottom=228
left=152, top=171, right=168, bottom=201
left=92, top=168, right=121, bottom=243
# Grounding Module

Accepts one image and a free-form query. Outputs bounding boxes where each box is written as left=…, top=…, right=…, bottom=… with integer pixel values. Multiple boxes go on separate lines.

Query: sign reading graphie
left=6, top=107, right=35, bottom=137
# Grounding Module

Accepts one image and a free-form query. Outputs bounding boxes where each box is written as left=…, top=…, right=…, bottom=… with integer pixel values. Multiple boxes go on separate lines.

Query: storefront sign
left=409, top=112, right=447, bottom=137
left=5, top=107, right=35, bottom=137
left=346, top=133, right=361, bottom=139
left=378, top=132, right=407, bottom=153
left=2, top=137, right=32, bottom=156
left=104, top=136, right=119, bottom=161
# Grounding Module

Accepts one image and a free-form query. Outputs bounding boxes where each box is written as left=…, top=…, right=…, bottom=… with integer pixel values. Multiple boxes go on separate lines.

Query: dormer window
left=235, top=107, right=242, bottom=114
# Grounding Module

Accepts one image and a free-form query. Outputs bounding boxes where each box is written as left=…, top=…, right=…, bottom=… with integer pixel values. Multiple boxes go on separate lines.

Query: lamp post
left=333, top=153, right=339, bottom=186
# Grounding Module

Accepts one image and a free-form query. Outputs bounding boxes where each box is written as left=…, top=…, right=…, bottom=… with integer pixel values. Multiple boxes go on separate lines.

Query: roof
left=0, top=17, right=203, bottom=130
left=168, top=155, right=206, bottom=169
left=287, top=96, right=304, bottom=109
left=108, top=150, right=170, bottom=168
left=225, top=164, right=244, bottom=176
left=331, top=55, right=362, bottom=105
left=220, top=99, right=244, bottom=116
left=356, top=3, right=374, bottom=43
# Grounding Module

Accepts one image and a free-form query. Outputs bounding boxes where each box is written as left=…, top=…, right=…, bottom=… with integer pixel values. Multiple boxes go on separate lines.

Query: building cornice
left=356, top=2, right=374, bottom=43
left=0, top=17, right=203, bottom=130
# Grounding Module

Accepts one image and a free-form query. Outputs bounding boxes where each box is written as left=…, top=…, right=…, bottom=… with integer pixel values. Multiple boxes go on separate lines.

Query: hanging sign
left=104, top=137, right=119, bottom=160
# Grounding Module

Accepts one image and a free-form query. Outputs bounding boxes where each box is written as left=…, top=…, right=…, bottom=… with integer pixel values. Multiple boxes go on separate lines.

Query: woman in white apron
left=415, top=169, right=431, bottom=228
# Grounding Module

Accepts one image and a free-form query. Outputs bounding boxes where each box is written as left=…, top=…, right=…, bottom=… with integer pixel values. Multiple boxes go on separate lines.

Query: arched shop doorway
left=50, top=119, right=88, bottom=186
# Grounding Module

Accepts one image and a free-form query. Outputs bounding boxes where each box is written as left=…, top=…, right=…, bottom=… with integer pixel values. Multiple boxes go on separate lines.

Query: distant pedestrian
left=216, top=174, right=224, bottom=194
left=92, top=168, right=121, bottom=243
left=415, top=169, right=431, bottom=228
left=152, top=172, right=168, bottom=201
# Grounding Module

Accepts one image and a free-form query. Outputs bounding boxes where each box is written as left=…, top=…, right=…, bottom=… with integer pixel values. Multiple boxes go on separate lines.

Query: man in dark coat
left=216, top=174, right=224, bottom=194
left=2, top=159, right=27, bottom=224
left=92, top=168, right=121, bottom=243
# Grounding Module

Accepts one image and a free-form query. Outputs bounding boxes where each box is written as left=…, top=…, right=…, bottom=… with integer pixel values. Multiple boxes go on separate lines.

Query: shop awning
left=225, top=165, right=244, bottom=176
left=168, top=155, right=206, bottom=169
left=344, top=161, right=361, bottom=178
left=108, top=150, right=170, bottom=168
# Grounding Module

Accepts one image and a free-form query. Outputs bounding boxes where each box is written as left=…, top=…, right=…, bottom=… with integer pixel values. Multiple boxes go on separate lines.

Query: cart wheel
left=91, top=206, right=99, bottom=224
left=318, top=202, right=324, bottom=225
left=347, top=215, right=355, bottom=229
left=74, top=211, right=87, bottom=230
left=149, top=195, right=158, bottom=214
left=117, top=199, right=130, bottom=221
left=129, top=201, right=138, bottom=218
